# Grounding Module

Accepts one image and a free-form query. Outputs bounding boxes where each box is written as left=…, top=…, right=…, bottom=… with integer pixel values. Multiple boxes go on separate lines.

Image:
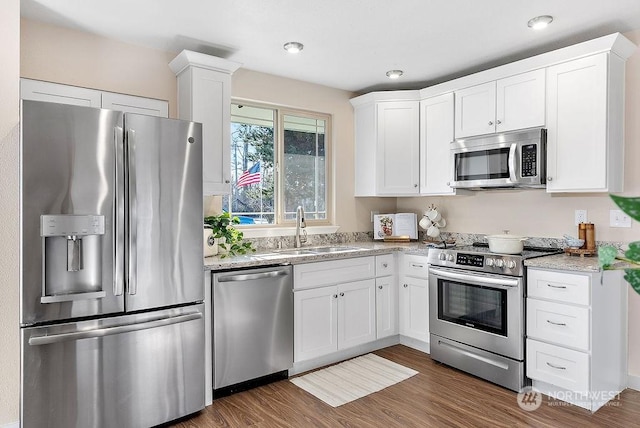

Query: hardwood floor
left=171, top=345, right=640, bottom=427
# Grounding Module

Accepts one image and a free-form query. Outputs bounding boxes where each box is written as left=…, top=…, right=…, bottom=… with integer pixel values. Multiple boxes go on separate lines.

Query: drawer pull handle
left=546, top=283, right=567, bottom=289
left=546, top=362, right=567, bottom=370
left=546, top=319, right=567, bottom=326
left=411, top=263, right=424, bottom=268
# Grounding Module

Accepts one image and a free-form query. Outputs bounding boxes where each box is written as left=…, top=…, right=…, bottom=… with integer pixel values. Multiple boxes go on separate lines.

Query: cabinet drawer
left=527, top=298, right=590, bottom=351
left=527, top=269, right=590, bottom=305
left=526, top=339, right=589, bottom=392
left=401, top=254, right=429, bottom=278
left=375, top=254, right=395, bottom=277
left=294, top=257, right=375, bottom=290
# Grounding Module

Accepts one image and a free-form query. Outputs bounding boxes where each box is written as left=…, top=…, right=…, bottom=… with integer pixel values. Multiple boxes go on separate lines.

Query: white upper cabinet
left=351, top=92, right=420, bottom=197
left=170, top=50, right=241, bottom=195
left=454, top=69, right=545, bottom=138
left=546, top=53, right=624, bottom=193
left=21, top=79, right=168, bottom=117
left=102, top=92, right=169, bottom=117
left=376, top=101, right=420, bottom=195
left=21, top=79, right=101, bottom=107
left=454, top=81, right=496, bottom=138
left=420, top=93, right=455, bottom=195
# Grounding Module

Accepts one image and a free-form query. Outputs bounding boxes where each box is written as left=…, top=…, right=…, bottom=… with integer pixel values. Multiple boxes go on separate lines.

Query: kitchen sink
left=307, top=246, right=363, bottom=253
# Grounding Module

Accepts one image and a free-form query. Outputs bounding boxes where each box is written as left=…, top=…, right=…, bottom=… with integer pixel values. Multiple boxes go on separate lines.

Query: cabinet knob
left=547, top=177, right=553, bottom=182
left=414, top=184, right=418, bottom=188
left=333, top=294, right=338, bottom=298
left=339, top=292, right=345, bottom=297
left=225, top=179, right=230, bottom=184
left=378, top=285, right=383, bottom=290
left=403, top=284, right=408, bottom=288
left=488, top=121, right=494, bottom=126
left=496, top=120, right=502, bottom=125
left=382, top=263, right=388, bottom=268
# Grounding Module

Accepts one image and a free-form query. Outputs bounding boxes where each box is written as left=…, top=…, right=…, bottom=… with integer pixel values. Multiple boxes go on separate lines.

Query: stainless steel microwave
left=449, top=127, right=546, bottom=189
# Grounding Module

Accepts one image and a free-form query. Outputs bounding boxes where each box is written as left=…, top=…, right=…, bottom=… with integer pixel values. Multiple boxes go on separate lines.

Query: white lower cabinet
left=293, top=257, right=377, bottom=362
left=525, top=267, right=627, bottom=412
left=375, top=254, right=398, bottom=339
left=398, top=254, right=429, bottom=344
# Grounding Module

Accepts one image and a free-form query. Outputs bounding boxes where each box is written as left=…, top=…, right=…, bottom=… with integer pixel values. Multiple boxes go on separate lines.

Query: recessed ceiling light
left=386, top=70, right=403, bottom=79
left=527, top=15, right=553, bottom=30
left=283, top=42, right=304, bottom=54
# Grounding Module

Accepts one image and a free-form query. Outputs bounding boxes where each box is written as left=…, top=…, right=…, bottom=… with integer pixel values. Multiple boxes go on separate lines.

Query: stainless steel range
left=427, top=244, right=561, bottom=392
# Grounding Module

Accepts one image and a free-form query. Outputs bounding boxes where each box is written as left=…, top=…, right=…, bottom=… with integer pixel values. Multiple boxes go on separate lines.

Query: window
left=225, top=102, right=331, bottom=226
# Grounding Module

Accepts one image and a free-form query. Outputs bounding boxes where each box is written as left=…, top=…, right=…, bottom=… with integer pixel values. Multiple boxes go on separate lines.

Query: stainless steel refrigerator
left=20, top=100, right=205, bottom=428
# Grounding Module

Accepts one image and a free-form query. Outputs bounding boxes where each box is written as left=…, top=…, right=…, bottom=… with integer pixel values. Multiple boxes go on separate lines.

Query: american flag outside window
left=236, top=162, right=261, bottom=187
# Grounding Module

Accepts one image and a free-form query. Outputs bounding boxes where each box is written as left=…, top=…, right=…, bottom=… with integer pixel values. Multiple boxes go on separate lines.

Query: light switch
left=610, top=210, right=632, bottom=228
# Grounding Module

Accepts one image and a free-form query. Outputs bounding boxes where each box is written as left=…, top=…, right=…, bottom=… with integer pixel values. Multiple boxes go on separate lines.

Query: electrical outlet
left=610, top=210, right=632, bottom=228
left=574, top=210, right=587, bottom=226
left=370, top=210, right=379, bottom=222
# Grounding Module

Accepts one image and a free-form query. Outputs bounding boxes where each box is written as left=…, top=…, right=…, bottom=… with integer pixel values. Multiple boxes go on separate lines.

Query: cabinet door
left=399, top=276, right=429, bottom=342
left=21, top=78, right=101, bottom=107
left=102, top=92, right=168, bottom=117
left=420, top=93, right=455, bottom=195
left=294, top=286, right=338, bottom=361
left=376, top=276, right=398, bottom=339
left=338, top=279, right=376, bottom=349
left=177, top=66, right=232, bottom=195
left=376, top=101, right=420, bottom=195
left=496, top=69, right=545, bottom=132
left=454, top=81, right=496, bottom=138
left=546, top=54, right=608, bottom=192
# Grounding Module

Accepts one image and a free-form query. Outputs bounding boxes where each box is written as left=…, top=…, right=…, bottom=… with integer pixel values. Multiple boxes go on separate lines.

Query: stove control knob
left=446, top=253, right=455, bottom=262
left=438, top=253, right=447, bottom=261
left=486, top=258, right=495, bottom=267
left=506, top=260, right=516, bottom=269
left=494, top=259, right=505, bottom=268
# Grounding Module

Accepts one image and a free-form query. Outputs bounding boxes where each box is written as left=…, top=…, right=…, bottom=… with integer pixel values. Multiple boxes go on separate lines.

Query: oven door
left=428, top=266, right=524, bottom=360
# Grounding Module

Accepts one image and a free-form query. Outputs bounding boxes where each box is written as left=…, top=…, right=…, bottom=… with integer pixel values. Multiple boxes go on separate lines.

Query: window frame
left=229, top=99, right=333, bottom=228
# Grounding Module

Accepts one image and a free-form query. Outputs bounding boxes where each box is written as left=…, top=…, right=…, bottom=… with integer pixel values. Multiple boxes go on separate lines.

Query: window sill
left=240, top=225, right=340, bottom=239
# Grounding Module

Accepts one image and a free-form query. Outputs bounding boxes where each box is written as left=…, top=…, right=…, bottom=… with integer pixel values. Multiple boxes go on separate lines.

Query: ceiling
left=20, top=0, right=640, bottom=94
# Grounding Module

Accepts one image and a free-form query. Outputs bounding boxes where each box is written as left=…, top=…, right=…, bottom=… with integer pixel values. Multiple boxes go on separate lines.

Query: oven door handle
left=429, top=267, right=521, bottom=289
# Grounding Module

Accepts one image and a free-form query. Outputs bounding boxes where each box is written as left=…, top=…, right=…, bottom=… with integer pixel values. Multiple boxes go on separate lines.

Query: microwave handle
left=508, top=143, right=519, bottom=183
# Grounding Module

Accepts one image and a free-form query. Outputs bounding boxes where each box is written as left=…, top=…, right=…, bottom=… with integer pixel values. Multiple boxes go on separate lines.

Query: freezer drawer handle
left=217, top=269, right=290, bottom=283
left=28, top=311, right=202, bottom=346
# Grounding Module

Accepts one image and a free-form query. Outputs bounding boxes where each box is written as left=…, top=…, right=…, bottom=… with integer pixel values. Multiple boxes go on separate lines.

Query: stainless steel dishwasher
left=212, top=264, right=293, bottom=397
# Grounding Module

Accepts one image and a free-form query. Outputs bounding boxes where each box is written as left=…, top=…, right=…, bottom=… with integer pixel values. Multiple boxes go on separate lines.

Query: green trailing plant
left=204, top=212, right=255, bottom=258
left=598, top=195, right=640, bottom=295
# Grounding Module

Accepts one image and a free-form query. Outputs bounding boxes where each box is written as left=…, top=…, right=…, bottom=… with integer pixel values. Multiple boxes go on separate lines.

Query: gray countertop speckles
left=524, top=254, right=603, bottom=272
left=204, top=242, right=432, bottom=271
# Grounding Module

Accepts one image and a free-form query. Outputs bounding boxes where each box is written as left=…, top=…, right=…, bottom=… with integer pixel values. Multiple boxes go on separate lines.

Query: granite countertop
left=204, top=241, right=433, bottom=271
left=524, top=253, right=604, bottom=272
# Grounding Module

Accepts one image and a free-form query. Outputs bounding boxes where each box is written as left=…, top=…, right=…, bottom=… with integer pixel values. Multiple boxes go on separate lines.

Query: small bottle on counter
left=585, top=223, right=596, bottom=251
left=578, top=223, right=587, bottom=249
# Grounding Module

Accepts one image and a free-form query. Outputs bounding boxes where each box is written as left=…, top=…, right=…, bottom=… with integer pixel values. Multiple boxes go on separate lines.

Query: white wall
left=0, top=0, right=21, bottom=424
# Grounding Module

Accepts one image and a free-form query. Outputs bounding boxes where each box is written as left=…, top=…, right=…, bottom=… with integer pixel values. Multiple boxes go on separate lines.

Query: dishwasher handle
left=217, top=268, right=290, bottom=283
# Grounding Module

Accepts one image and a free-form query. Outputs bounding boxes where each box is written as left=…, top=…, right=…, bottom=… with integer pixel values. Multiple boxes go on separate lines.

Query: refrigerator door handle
left=28, top=311, right=202, bottom=346
left=126, top=129, right=138, bottom=295
left=114, top=126, right=125, bottom=297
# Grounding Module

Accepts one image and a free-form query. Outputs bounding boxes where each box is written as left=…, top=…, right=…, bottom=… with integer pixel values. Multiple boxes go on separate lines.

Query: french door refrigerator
left=20, top=100, right=205, bottom=428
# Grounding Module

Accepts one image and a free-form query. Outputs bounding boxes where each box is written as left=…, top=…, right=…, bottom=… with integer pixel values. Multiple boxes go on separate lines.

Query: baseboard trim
left=399, top=335, right=430, bottom=354
left=290, top=336, right=400, bottom=376
left=628, top=374, right=640, bottom=391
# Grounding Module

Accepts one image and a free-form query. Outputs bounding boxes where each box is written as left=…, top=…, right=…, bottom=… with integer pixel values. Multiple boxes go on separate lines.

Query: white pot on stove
left=485, top=231, right=527, bottom=254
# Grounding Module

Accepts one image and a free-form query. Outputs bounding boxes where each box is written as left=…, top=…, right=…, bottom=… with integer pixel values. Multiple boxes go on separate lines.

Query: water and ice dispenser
left=40, top=214, right=106, bottom=303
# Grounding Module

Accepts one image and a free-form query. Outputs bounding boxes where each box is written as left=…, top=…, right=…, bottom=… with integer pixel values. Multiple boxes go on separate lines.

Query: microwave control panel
left=521, top=144, right=537, bottom=177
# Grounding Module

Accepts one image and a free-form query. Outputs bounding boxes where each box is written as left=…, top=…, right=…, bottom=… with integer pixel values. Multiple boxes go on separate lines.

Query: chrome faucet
left=294, top=205, right=307, bottom=248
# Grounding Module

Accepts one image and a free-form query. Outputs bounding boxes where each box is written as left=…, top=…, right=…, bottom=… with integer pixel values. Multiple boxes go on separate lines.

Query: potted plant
left=204, top=212, right=255, bottom=258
